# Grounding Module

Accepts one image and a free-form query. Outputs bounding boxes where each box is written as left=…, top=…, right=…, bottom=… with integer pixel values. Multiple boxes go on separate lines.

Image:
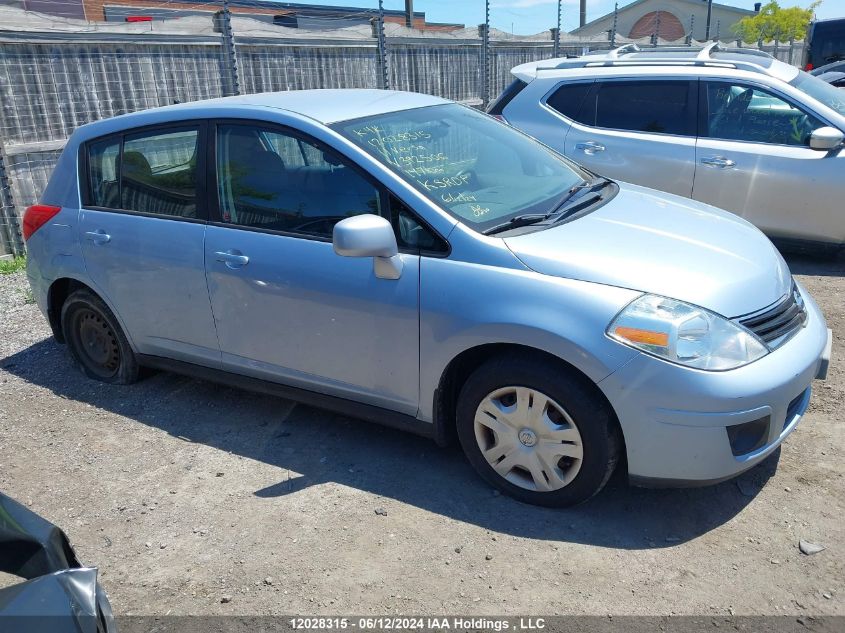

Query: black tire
left=61, top=288, right=140, bottom=385
left=456, top=355, right=621, bottom=507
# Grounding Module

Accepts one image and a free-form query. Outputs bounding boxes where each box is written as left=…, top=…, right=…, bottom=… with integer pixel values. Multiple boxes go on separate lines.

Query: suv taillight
left=805, top=62, right=813, bottom=71
left=22, top=205, right=61, bottom=241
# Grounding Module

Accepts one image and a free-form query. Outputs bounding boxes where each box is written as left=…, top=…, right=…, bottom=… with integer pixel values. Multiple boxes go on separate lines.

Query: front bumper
left=598, top=288, right=831, bottom=485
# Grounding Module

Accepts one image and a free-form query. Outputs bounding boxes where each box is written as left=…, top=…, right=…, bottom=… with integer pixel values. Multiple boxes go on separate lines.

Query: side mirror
left=333, top=214, right=403, bottom=280
left=809, top=126, right=844, bottom=151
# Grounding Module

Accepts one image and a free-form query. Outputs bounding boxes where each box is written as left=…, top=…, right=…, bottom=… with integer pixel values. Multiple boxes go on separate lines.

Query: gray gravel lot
left=0, top=253, right=843, bottom=616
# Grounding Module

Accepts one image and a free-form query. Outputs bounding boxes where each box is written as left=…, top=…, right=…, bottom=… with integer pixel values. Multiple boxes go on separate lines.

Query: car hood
left=503, top=183, right=792, bottom=317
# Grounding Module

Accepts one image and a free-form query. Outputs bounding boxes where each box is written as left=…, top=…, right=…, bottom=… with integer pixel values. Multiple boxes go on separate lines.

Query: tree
left=732, top=1, right=820, bottom=42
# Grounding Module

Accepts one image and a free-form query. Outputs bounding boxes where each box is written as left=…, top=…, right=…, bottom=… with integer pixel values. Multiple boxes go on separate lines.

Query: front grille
left=737, top=284, right=807, bottom=346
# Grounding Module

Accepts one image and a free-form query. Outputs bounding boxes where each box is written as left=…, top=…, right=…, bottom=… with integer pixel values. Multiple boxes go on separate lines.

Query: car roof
left=75, top=89, right=450, bottom=138
left=511, top=44, right=798, bottom=84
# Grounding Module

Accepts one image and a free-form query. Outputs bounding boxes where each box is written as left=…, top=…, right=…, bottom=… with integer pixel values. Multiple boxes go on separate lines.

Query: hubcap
left=473, top=386, right=584, bottom=492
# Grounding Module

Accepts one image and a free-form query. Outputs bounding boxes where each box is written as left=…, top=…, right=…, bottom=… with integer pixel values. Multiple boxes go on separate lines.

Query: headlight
left=607, top=294, right=768, bottom=371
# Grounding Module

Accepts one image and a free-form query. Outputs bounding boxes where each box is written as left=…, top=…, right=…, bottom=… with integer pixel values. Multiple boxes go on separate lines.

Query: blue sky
left=282, top=0, right=844, bottom=34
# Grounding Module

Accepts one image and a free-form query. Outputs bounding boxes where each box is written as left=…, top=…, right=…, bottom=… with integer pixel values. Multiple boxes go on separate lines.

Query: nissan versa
left=24, top=90, right=832, bottom=506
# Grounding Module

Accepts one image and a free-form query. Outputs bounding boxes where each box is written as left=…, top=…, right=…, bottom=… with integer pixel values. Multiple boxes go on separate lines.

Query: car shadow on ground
left=780, top=247, right=845, bottom=277
left=2, top=338, right=781, bottom=550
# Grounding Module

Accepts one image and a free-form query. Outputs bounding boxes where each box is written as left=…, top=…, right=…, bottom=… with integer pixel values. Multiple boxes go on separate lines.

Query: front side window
left=581, top=80, right=695, bottom=136
left=216, top=124, right=380, bottom=237
left=703, top=82, right=825, bottom=146
left=332, top=104, right=585, bottom=232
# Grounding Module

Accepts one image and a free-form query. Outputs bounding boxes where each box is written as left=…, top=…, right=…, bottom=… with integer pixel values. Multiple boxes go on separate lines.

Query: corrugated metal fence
left=0, top=23, right=806, bottom=256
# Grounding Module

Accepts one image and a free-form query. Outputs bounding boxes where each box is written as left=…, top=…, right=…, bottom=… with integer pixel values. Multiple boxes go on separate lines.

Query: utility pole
left=705, top=0, right=714, bottom=40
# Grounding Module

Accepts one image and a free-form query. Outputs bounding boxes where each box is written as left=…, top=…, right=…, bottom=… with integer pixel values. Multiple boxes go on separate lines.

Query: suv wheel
left=456, top=356, right=620, bottom=507
left=61, top=289, right=139, bottom=384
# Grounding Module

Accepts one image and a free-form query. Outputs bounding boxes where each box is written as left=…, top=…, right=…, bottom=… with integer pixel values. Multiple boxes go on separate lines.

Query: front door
left=78, top=123, right=220, bottom=365
left=562, top=78, right=698, bottom=197
left=692, top=80, right=845, bottom=244
left=204, top=121, right=420, bottom=414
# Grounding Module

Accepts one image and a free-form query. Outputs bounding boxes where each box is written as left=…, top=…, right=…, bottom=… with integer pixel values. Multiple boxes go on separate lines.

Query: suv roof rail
left=607, top=43, right=641, bottom=59
left=696, top=41, right=722, bottom=59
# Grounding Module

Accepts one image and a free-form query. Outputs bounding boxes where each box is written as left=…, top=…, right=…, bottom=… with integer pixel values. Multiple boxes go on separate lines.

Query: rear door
left=559, top=78, right=698, bottom=197
left=79, top=123, right=220, bottom=365
left=692, top=79, right=845, bottom=244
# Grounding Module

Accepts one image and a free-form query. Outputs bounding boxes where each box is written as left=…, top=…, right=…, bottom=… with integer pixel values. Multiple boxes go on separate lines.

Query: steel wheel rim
left=474, top=386, right=584, bottom=492
left=75, top=309, right=120, bottom=378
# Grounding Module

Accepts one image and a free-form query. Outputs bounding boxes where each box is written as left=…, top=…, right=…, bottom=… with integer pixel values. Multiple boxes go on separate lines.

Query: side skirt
left=138, top=354, right=435, bottom=441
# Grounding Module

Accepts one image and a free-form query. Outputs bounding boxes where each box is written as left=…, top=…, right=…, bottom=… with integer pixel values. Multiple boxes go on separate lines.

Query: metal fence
left=0, top=7, right=808, bottom=257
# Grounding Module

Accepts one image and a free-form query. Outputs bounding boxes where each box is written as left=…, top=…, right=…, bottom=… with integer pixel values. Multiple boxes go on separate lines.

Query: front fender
left=418, top=257, right=640, bottom=422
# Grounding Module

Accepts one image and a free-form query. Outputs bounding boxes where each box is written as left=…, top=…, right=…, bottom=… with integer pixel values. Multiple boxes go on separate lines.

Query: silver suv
left=491, top=43, right=845, bottom=250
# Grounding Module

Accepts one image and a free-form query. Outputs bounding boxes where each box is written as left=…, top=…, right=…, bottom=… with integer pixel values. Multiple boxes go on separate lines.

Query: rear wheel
left=61, top=289, right=139, bottom=384
left=456, top=356, right=620, bottom=507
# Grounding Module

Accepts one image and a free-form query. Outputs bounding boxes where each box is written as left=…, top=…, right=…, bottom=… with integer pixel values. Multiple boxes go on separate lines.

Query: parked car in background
left=491, top=44, right=845, bottom=251
left=25, top=90, right=830, bottom=506
left=818, top=71, right=845, bottom=89
left=810, top=60, right=845, bottom=76
left=805, top=17, right=845, bottom=72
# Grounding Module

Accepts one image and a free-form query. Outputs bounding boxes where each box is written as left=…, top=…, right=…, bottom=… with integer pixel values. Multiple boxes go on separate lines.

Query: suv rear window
left=487, top=79, right=527, bottom=117
left=809, top=19, right=845, bottom=68
left=546, top=82, right=592, bottom=122
left=574, top=80, right=696, bottom=136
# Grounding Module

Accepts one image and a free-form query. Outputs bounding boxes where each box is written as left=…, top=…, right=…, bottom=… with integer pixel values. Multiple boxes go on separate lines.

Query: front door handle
left=701, top=156, right=736, bottom=169
left=85, top=230, right=111, bottom=245
left=575, top=141, right=606, bottom=155
left=215, top=250, right=250, bottom=269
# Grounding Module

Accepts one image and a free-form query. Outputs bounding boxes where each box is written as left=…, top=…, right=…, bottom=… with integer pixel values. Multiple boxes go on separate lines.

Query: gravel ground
left=0, top=253, right=843, bottom=616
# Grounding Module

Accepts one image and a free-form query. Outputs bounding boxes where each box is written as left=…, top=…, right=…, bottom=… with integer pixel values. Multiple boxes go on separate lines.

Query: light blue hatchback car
left=25, top=89, right=832, bottom=506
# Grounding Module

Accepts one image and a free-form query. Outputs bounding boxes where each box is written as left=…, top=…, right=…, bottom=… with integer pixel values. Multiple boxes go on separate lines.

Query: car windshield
left=791, top=71, right=845, bottom=117
left=332, top=104, right=586, bottom=232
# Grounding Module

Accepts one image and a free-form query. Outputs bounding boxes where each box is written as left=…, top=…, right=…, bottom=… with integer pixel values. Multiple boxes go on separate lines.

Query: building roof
left=571, top=0, right=756, bottom=34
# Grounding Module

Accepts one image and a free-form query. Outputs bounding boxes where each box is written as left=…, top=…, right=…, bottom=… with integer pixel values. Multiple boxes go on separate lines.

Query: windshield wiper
left=482, top=176, right=613, bottom=236
left=482, top=213, right=549, bottom=235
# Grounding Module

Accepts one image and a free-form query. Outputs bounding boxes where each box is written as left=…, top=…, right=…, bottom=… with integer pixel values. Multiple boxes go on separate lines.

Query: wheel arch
left=47, top=277, right=135, bottom=351
left=432, top=342, right=625, bottom=457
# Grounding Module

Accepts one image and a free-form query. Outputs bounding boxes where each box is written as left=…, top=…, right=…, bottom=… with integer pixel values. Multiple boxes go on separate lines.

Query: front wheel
left=456, top=357, right=621, bottom=507
left=61, top=289, right=140, bottom=385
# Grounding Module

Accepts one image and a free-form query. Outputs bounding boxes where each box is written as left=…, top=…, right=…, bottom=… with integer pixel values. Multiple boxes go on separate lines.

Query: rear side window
left=87, top=138, right=120, bottom=209
left=121, top=128, right=199, bottom=218
left=85, top=126, right=201, bottom=219
left=487, top=79, right=527, bottom=116
left=578, top=80, right=696, bottom=136
left=546, top=82, right=593, bottom=123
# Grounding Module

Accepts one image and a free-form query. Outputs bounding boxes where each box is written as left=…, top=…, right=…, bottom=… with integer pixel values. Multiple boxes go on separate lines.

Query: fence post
left=788, top=35, right=795, bottom=65
left=553, top=0, right=561, bottom=57
left=0, top=143, right=24, bottom=257
left=213, top=0, right=241, bottom=96
left=373, top=0, right=390, bottom=89
left=686, top=14, right=694, bottom=45
left=652, top=10, right=661, bottom=47
left=715, top=19, right=720, bottom=41
left=773, top=29, right=780, bottom=58
left=479, top=0, right=490, bottom=107
left=610, top=2, right=618, bottom=47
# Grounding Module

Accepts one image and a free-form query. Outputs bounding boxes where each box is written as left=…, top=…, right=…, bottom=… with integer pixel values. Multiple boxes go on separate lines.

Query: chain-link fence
left=0, top=4, right=808, bottom=257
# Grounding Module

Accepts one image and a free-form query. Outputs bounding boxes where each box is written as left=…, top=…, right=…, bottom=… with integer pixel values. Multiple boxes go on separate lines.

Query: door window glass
left=119, top=128, right=199, bottom=218
left=216, top=124, right=381, bottom=237
left=546, top=82, right=593, bottom=123
left=87, top=137, right=121, bottom=208
left=584, top=80, right=695, bottom=135
left=703, top=83, right=825, bottom=146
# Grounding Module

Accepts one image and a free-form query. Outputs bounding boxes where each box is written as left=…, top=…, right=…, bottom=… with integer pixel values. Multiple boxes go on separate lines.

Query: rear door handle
left=85, top=230, right=111, bottom=245
left=701, top=156, right=736, bottom=169
left=575, top=141, right=606, bottom=155
left=215, top=250, right=250, bottom=269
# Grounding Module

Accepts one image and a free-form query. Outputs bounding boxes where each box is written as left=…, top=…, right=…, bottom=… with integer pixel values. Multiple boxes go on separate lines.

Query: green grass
left=0, top=255, right=26, bottom=274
